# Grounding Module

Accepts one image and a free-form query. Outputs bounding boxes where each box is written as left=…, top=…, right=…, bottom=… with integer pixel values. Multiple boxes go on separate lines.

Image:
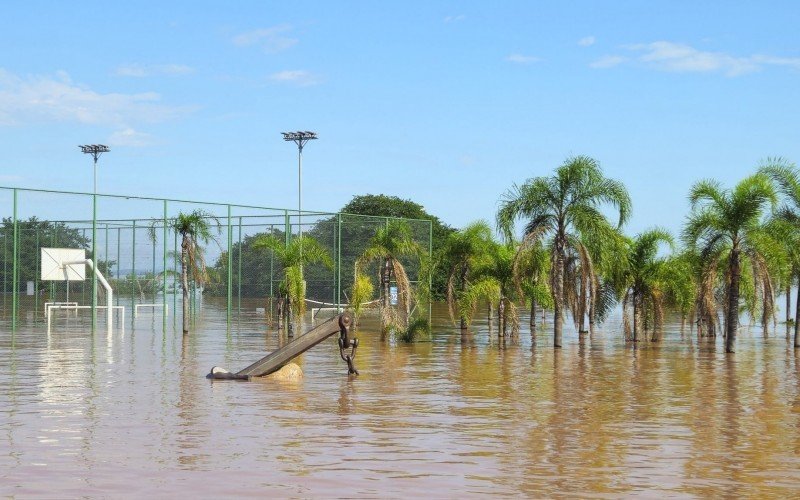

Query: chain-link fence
left=0, top=187, right=432, bottom=332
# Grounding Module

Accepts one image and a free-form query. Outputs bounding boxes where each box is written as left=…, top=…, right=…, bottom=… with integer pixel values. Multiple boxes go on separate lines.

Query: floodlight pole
left=281, top=131, right=317, bottom=238
left=79, top=144, right=110, bottom=333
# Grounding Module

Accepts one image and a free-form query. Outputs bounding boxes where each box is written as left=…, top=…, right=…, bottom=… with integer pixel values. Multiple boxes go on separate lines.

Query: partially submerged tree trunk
left=795, top=280, right=800, bottom=348
left=632, top=291, right=640, bottom=343
left=530, top=297, right=536, bottom=330
left=553, top=235, right=565, bottom=348
left=578, top=274, right=588, bottom=333
left=726, top=247, right=741, bottom=353
left=499, top=298, right=507, bottom=337
left=181, top=234, right=190, bottom=334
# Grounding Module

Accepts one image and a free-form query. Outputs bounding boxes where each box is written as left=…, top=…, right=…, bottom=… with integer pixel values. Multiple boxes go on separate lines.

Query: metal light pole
left=281, top=131, right=317, bottom=238
left=79, top=144, right=110, bottom=333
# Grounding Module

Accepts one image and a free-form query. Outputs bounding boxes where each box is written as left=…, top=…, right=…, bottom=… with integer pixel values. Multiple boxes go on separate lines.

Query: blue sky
left=1, top=1, right=798, bottom=237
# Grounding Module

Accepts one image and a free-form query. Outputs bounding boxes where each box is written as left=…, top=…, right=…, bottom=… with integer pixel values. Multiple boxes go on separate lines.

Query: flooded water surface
left=2, top=301, right=800, bottom=497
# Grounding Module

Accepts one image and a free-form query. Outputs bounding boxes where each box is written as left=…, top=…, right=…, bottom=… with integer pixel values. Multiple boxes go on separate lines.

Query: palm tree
left=760, top=158, right=800, bottom=347
left=162, top=210, right=220, bottom=334
left=683, top=174, right=777, bottom=353
left=497, top=156, right=631, bottom=348
left=660, top=250, right=698, bottom=334
left=355, top=220, right=423, bottom=332
left=513, top=239, right=552, bottom=332
left=440, top=221, right=495, bottom=331
left=618, top=228, right=674, bottom=342
left=481, top=241, right=520, bottom=336
left=253, top=234, right=332, bottom=335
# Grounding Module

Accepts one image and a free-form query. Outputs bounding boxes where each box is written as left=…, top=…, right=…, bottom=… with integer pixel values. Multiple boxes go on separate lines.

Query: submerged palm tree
left=253, top=234, right=332, bottom=334
left=440, top=221, right=495, bottom=331
left=497, top=156, right=631, bottom=348
left=760, top=158, right=800, bottom=347
left=355, top=220, right=423, bottom=332
left=159, top=210, right=221, bottom=334
left=683, top=174, right=777, bottom=353
left=619, top=228, right=674, bottom=342
left=513, top=239, right=553, bottom=332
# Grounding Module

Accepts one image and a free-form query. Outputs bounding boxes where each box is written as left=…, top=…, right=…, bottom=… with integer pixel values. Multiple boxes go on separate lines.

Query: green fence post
left=337, top=213, right=342, bottom=310
left=116, top=227, right=120, bottom=306
left=238, top=216, right=242, bottom=316
left=91, top=192, right=97, bottom=333
left=227, top=205, right=232, bottom=326
left=131, top=219, right=136, bottom=326
left=269, top=224, right=274, bottom=298
left=34, top=227, right=40, bottom=321
left=429, top=220, right=433, bottom=322
left=11, top=189, right=18, bottom=330
left=173, top=230, right=177, bottom=327
left=285, top=210, right=290, bottom=246
left=163, top=200, right=168, bottom=331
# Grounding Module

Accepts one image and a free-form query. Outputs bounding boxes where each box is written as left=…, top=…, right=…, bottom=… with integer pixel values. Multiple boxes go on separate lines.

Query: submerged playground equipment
left=209, top=312, right=359, bottom=380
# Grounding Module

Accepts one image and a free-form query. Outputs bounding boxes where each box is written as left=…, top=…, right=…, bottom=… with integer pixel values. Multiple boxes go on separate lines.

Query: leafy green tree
left=336, top=195, right=454, bottom=298
left=760, top=158, right=800, bottom=347
left=497, top=156, right=631, bottom=348
left=253, top=234, right=333, bottom=334
left=156, top=210, right=220, bottom=334
left=683, top=174, right=777, bottom=353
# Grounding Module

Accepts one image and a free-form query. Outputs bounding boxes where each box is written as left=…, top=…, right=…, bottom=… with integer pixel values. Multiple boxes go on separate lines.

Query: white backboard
left=41, top=248, right=86, bottom=281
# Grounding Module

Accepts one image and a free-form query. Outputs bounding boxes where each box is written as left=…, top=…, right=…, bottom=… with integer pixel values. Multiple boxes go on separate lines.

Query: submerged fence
left=0, top=187, right=432, bottom=332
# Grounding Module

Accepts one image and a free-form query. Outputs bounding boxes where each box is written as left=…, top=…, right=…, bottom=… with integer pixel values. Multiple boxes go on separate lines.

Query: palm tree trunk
left=794, top=279, right=800, bottom=348
left=460, top=266, right=468, bottom=331
left=181, top=235, right=190, bottom=334
left=787, top=283, right=792, bottom=324
left=286, top=295, right=293, bottom=336
left=726, top=248, right=741, bottom=353
left=553, top=236, right=565, bottom=348
left=498, top=299, right=505, bottom=336
left=530, top=296, right=536, bottom=330
left=382, top=257, right=391, bottom=308
left=578, top=274, right=588, bottom=333
left=632, top=291, right=639, bottom=342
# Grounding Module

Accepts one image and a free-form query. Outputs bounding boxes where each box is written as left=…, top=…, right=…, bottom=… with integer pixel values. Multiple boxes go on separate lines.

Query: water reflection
left=0, top=301, right=799, bottom=496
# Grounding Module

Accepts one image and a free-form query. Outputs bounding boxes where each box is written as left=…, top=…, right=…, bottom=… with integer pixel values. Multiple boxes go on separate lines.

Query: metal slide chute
left=209, top=312, right=359, bottom=381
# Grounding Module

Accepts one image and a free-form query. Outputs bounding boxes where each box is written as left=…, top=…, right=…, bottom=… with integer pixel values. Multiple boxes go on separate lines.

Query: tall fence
left=0, top=187, right=432, bottom=332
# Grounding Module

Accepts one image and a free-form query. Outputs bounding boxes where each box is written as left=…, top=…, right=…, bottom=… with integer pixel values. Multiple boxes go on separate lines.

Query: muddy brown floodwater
left=2, top=300, right=799, bottom=497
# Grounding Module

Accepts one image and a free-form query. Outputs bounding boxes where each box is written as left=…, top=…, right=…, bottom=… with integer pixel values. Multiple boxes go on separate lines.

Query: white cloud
left=0, top=174, right=22, bottom=184
left=233, top=25, right=297, bottom=53
left=116, top=63, right=194, bottom=77
left=444, top=14, right=466, bottom=23
left=592, top=41, right=800, bottom=76
left=590, top=55, right=628, bottom=68
left=506, top=54, right=541, bottom=64
left=108, top=127, right=155, bottom=147
left=0, top=69, right=189, bottom=126
left=268, top=70, right=321, bottom=87
left=578, top=36, right=596, bottom=47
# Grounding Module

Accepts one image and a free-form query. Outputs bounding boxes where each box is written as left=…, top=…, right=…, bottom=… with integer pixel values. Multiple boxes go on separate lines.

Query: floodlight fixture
left=281, top=131, right=318, bottom=237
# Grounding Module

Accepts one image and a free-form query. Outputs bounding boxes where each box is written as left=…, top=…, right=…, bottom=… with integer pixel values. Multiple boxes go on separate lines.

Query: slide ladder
left=209, top=312, right=359, bottom=381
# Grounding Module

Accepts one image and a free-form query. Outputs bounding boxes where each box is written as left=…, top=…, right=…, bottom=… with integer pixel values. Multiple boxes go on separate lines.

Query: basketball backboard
left=41, top=248, right=86, bottom=281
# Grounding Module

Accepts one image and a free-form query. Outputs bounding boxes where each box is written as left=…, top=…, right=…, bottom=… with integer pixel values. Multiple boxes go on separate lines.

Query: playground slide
left=208, top=312, right=358, bottom=381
